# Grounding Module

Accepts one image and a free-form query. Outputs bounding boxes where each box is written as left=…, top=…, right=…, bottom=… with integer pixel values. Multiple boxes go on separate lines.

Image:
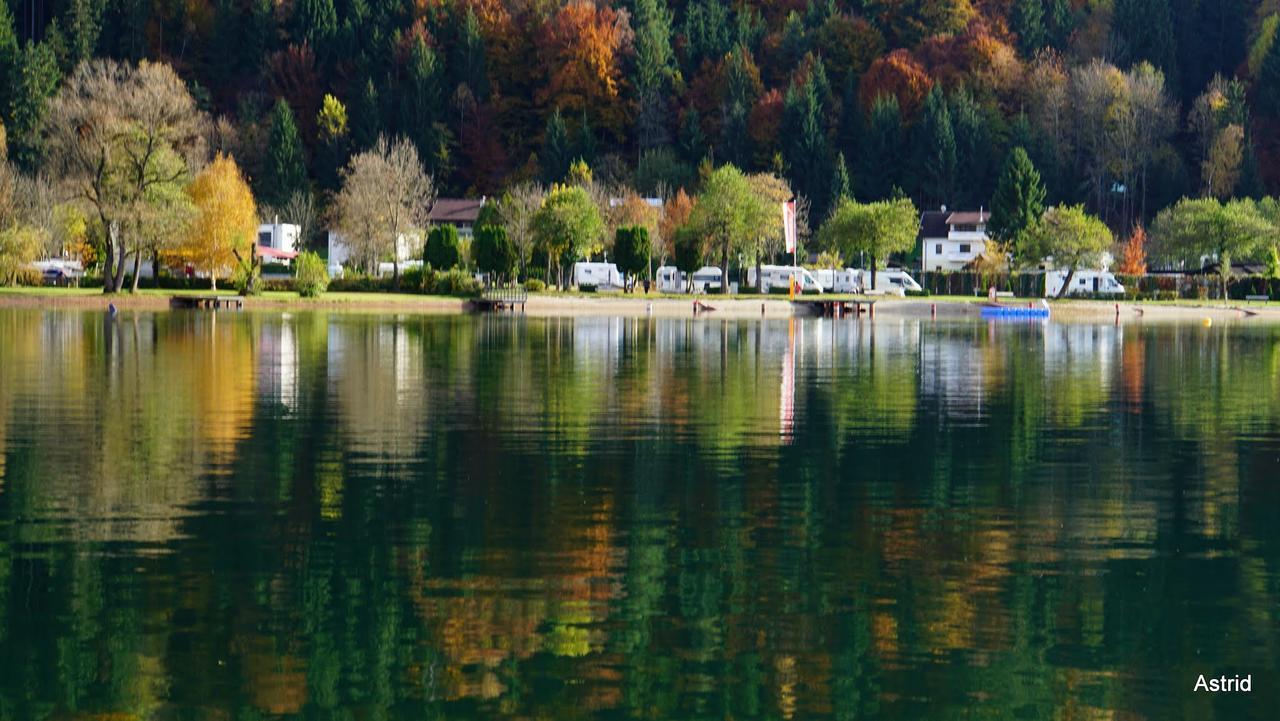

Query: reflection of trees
left=2, top=313, right=1280, bottom=719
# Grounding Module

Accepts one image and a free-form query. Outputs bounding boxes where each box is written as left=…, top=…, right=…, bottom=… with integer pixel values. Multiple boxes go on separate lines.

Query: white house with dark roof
left=428, top=198, right=486, bottom=240
left=920, top=208, right=991, bottom=272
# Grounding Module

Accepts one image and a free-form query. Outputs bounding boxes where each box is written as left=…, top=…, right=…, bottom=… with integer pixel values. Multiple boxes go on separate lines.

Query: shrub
left=329, top=274, right=395, bottom=292
left=294, top=251, right=329, bottom=297
left=425, top=225, right=461, bottom=270
left=472, top=224, right=516, bottom=279
left=426, top=268, right=481, bottom=297
left=524, top=278, right=546, bottom=292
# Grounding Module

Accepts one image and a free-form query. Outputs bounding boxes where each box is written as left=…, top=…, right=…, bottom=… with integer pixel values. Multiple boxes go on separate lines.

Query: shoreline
left=2, top=289, right=1279, bottom=323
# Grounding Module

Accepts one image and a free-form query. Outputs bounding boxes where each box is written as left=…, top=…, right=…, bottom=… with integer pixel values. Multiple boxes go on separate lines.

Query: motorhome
left=746, top=265, right=824, bottom=294
left=811, top=268, right=861, bottom=293
left=572, top=262, right=624, bottom=290
left=856, top=268, right=922, bottom=295
left=1045, top=270, right=1125, bottom=297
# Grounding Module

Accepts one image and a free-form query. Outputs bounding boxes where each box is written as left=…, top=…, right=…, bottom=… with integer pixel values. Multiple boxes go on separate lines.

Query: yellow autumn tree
left=180, top=154, right=257, bottom=290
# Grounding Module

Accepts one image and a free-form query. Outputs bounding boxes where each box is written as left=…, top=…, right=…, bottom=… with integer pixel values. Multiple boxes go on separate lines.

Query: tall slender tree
left=261, top=99, right=308, bottom=208
left=913, top=85, right=955, bottom=207
left=989, top=147, right=1047, bottom=248
left=632, top=0, right=676, bottom=149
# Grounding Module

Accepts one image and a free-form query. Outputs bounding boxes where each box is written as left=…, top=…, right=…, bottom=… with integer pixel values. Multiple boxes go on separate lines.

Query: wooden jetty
left=470, top=286, right=528, bottom=312
left=169, top=295, right=245, bottom=310
left=792, top=298, right=875, bottom=318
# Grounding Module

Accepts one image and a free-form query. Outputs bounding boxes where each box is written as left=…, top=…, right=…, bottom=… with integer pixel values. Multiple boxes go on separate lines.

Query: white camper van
left=656, top=266, right=685, bottom=293
left=689, top=266, right=724, bottom=293
left=811, top=268, right=861, bottom=293
left=1045, top=270, right=1125, bottom=297
left=746, top=265, right=824, bottom=294
left=572, top=262, right=624, bottom=290
left=855, top=268, right=922, bottom=296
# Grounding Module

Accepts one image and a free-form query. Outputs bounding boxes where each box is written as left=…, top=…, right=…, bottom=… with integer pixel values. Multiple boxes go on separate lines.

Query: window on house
left=935, top=244, right=942, bottom=254
left=258, top=231, right=271, bottom=246
left=959, top=244, right=971, bottom=253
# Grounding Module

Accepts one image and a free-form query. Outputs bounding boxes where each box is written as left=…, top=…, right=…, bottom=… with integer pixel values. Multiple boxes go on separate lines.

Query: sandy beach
left=3, top=289, right=1280, bottom=323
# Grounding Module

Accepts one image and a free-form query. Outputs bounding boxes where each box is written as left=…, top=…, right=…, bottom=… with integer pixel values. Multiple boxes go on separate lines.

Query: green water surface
left=0, top=309, right=1276, bottom=720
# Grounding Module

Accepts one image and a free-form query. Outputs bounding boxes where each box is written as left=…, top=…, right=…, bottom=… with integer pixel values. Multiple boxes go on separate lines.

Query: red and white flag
left=782, top=201, right=797, bottom=253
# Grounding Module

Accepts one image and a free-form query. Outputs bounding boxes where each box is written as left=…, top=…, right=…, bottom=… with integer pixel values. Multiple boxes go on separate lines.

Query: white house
left=257, top=219, right=301, bottom=264
left=327, top=230, right=422, bottom=276
left=920, top=208, right=990, bottom=272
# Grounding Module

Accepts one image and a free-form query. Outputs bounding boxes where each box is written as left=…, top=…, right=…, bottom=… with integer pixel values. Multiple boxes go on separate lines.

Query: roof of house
left=429, top=198, right=485, bottom=224
left=945, top=210, right=990, bottom=225
left=919, top=210, right=949, bottom=239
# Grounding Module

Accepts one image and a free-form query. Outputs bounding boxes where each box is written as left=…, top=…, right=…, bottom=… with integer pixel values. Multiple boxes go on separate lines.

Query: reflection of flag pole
left=780, top=317, right=796, bottom=441
left=783, top=200, right=797, bottom=298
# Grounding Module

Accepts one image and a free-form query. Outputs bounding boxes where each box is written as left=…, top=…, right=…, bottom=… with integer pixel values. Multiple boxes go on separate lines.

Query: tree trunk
left=721, top=247, right=730, bottom=295
left=1056, top=266, right=1076, bottom=299
left=112, top=236, right=128, bottom=294
left=870, top=254, right=878, bottom=293
left=153, top=246, right=161, bottom=289
left=130, top=247, right=143, bottom=293
left=102, top=228, right=117, bottom=294
left=756, top=256, right=764, bottom=295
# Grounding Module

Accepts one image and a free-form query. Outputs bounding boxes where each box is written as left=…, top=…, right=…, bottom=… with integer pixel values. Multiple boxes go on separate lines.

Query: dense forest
left=0, top=0, right=1278, bottom=238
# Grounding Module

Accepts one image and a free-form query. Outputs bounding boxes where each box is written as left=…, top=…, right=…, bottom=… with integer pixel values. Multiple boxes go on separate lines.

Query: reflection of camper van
left=812, top=268, right=861, bottom=293
left=690, top=266, right=723, bottom=293
left=855, top=268, right=922, bottom=295
left=656, top=265, right=685, bottom=293
left=572, top=262, right=623, bottom=289
left=747, top=265, right=824, bottom=293
left=1045, top=270, right=1125, bottom=297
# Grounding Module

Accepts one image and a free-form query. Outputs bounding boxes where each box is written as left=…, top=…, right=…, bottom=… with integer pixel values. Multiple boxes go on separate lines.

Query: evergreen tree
left=782, top=76, right=832, bottom=219
left=913, top=85, right=955, bottom=207
left=261, top=99, right=308, bottom=207
left=632, top=0, right=676, bottom=149
left=68, top=0, right=103, bottom=65
left=1045, top=0, right=1074, bottom=50
left=779, top=12, right=808, bottom=72
left=836, top=76, right=861, bottom=161
left=575, top=111, right=596, bottom=166
left=989, top=147, right=1047, bottom=246
left=400, top=37, right=447, bottom=174
left=351, top=77, right=380, bottom=150
left=1112, top=0, right=1177, bottom=82
left=451, top=7, right=489, bottom=102
left=949, top=87, right=993, bottom=208
left=682, top=0, right=732, bottom=71
left=316, top=94, right=349, bottom=191
left=678, top=109, right=706, bottom=164
left=804, top=0, right=835, bottom=29
left=858, top=95, right=903, bottom=201
left=9, top=41, right=61, bottom=170
left=541, top=108, right=571, bottom=183
left=1257, top=30, right=1280, bottom=118
left=245, top=0, right=276, bottom=73
left=1010, top=0, right=1045, bottom=55
left=293, top=0, right=338, bottom=49
left=830, top=152, right=851, bottom=209
left=720, top=101, right=750, bottom=168
left=0, top=1, right=17, bottom=124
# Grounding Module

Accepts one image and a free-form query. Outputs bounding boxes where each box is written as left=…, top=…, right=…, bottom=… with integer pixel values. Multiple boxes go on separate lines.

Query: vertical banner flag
left=783, top=201, right=797, bottom=254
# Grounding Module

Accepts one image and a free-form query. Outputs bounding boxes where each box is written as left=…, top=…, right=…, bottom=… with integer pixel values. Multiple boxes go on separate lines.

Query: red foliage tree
left=859, top=48, right=932, bottom=116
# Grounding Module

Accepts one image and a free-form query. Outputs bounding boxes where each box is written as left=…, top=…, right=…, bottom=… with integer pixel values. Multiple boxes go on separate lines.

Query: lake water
left=0, top=308, right=1277, bottom=720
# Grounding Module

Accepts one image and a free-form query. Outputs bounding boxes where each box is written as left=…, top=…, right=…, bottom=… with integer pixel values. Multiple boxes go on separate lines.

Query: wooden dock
left=170, top=295, right=245, bottom=310
left=792, top=298, right=875, bottom=318
left=470, top=286, right=528, bottom=312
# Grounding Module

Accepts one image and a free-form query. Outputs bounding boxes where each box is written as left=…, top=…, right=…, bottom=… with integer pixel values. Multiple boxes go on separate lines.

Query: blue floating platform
left=980, top=305, right=1050, bottom=320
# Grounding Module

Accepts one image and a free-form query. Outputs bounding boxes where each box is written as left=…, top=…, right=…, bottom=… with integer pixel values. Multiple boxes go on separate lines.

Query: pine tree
left=261, top=99, right=308, bottom=207
left=858, top=95, right=903, bottom=201
left=401, top=37, right=446, bottom=172
left=633, top=0, right=676, bottom=149
left=452, top=7, right=489, bottom=102
left=678, top=109, right=706, bottom=164
left=351, top=78, right=380, bottom=151
left=949, top=87, right=993, bottom=207
left=68, top=0, right=103, bottom=65
left=830, top=152, right=851, bottom=209
left=783, top=76, right=832, bottom=218
left=1010, top=0, right=1045, bottom=55
left=575, top=111, right=596, bottom=166
left=541, top=108, right=571, bottom=184
left=779, top=12, right=808, bottom=72
left=989, top=147, right=1047, bottom=247
left=0, top=0, right=19, bottom=122
left=1112, top=0, right=1177, bottom=83
left=293, top=0, right=337, bottom=48
left=836, top=76, right=861, bottom=161
left=914, top=85, right=955, bottom=207
left=9, top=41, right=61, bottom=170
left=245, top=0, right=276, bottom=74
left=1257, top=30, right=1280, bottom=117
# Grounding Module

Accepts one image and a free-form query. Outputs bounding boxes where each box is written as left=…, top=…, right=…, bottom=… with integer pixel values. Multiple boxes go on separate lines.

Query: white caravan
left=1045, top=270, right=1125, bottom=297
left=811, top=267, right=861, bottom=293
left=855, top=268, right=922, bottom=295
left=572, top=262, right=624, bottom=290
left=656, top=265, right=685, bottom=293
left=690, top=266, right=723, bottom=293
left=746, top=265, right=825, bottom=294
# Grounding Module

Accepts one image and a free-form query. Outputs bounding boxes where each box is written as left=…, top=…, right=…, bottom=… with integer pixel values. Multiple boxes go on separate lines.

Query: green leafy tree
left=532, top=184, right=604, bottom=288
left=472, top=223, right=516, bottom=281
left=261, top=99, right=308, bottom=208
left=989, top=147, right=1047, bottom=248
left=1020, top=204, right=1113, bottom=298
left=672, top=225, right=704, bottom=291
left=316, top=94, right=348, bottom=190
left=425, top=224, right=461, bottom=270
left=1151, top=197, right=1277, bottom=299
left=613, top=225, right=652, bottom=291
left=294, top=250, right=330, bottom=297
left=541, top=109, right=572, bottom=184
left=818, top=196, right=918, bottom=290
left=686, top=164, right=770, bottom=294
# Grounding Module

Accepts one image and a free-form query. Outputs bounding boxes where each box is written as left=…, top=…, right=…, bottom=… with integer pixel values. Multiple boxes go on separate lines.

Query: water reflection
left=0, top=309, right=1277, bottom=720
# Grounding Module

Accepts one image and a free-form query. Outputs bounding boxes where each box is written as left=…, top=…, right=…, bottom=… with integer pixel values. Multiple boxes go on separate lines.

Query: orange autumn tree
left=537, top=1, right=634, bottom=141
left=180, top=154, right=258, bottom=291
left=1117, top=225, right=1148, bottom=276
left=859, top=48, right=932, bottom=116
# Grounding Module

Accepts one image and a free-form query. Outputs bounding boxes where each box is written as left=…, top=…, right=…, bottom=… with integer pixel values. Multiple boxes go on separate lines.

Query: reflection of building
left=258, top=318, right=298, bottom=409
left=920, top=208, right=990, bottom=272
